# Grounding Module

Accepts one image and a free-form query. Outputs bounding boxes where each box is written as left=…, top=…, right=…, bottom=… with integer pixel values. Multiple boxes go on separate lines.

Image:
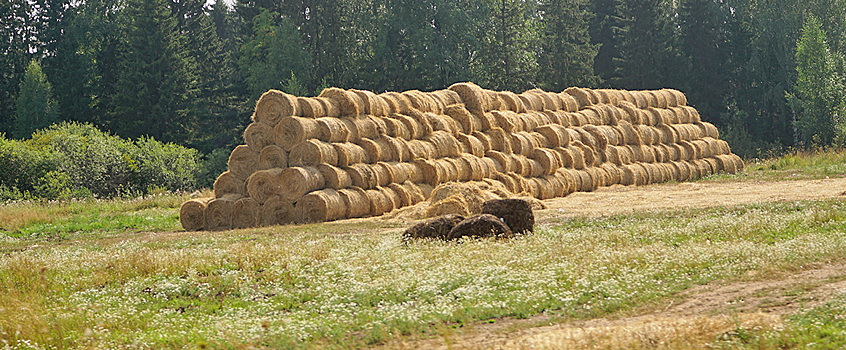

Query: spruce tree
left=14, top=60, right=58, bottom=138
left=0, top=0, right=34, bottom=133
left=608, top=0, right=677, bottom=89
left=474, top=0, right=539, bottom=92
left=239, top=10, right=311, bottom=99
left=537, top=0, right=599, bottom=91
left=111, top=0, right=196, bottom=143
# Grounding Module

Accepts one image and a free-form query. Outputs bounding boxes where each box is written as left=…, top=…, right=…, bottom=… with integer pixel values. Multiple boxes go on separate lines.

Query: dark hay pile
left=402, top=214, right=465, bottom=241
left=481, top=198, right=534, bottom=234
left=447, top=214, right=513, bottom=240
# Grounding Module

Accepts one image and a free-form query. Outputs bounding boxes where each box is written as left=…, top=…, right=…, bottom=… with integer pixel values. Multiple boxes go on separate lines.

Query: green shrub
left=0, top=122, right=202, bottom=200
left=196, top=147, right=230, bottom=189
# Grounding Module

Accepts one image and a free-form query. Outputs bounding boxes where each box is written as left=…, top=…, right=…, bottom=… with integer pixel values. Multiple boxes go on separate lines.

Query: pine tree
left=0, top=0, right=34, bottom=133
left=111, top=0, right=196, bottom=143
left=608, top=0, right=677, bottom=89
left=589, top=0, right=619, bottom=85
left=239, top=10, right=312, bottom=99
left=537, top=0, right=599, bottom=91
left=14, top=60, right=58, bottom=138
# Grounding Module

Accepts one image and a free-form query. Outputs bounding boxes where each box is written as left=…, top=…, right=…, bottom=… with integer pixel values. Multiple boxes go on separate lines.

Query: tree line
left=2, top=0, right=845, bottom=159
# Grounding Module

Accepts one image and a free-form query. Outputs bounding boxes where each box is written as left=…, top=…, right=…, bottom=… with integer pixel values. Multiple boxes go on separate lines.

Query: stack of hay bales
left=180, top=83, right=744, bottom=231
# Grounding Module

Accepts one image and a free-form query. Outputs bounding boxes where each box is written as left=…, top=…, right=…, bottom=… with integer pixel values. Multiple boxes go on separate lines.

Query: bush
left=0, top=122, right=203, bottom=200
left=196, top=147, right=231, bottom=189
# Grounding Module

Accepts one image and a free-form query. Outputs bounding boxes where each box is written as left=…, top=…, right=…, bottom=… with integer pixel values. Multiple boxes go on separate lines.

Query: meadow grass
left=3, top=153, right=846, bottom=349
left=3, top=198, right=846, bottom=348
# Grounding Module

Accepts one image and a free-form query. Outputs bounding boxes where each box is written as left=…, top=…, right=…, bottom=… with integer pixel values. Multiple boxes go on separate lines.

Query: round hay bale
left=254, top=90, right=300, bottom=126
left=413, top=159, right=443, bottom=186
left=492, top=172, right=518, bottom=193
left=384, top=136, right=412, bottom=162
left=716, top=155, right=740, bottom=174
left=426, top=131, right=462, bottom=157
left=214, top=171, right=246, bottom=198
left=472, top=131, right=493, bottom=152
left=497, top=91, right=526, bottom=113
left=381, top=117, right=411, bottom=140
left=696, top=159, right=713, bottom=177
left=435, top=158, right=461, bottom=183
left=672, top=161, right=692, bottom=181
left=557, top=93, right=578, bottom=112
left=180, top=198, right=211, bottom=231
left=664, top=143, right=680, bottom=161
left=205, top=194, right=241, bottom=231
left=403, top=214, right=465, bottom=241
left=630, top=91, right=648, bottom=108
left=559, top=145, right=583, bottom=169
left=583, top=125, right=610, bottom=150
left=543, top=174, right=568, bottom=198
left=642, top=108, right=663, bottom=126
left=297, top=97, right=325, bottom=118
left=555, top=168, right=578, bottom=194
left=358, top=138, right=388, bottom=163
left=275, top=117, right=320, bottom=151
left=364, top=188, right=393, bottom=217
left=318, top=164, right=353, bottom=190
left=658, top=124, right=680, bottom=144
left=403, top=90, right=439, bottom=114
left=228, top=145, right=259, bottom=180
left=355, top=89, right=390, bottom=116
left=511, top=132, right=537, bottom=156
left=333, top=142, right=370, bottom=166
left=616, top=121, right=641, bottom=145
left=341, top=117, right=380, bottom=142
left=683, top=106, right=701, bottom=123
left=652, top=144, right=669, bottom=163
left=531, top=177, right=556, bottom=199
left=730, top=154, right=744, bottom=172
left=244, top=122, right=277, bottom=153
left=537, top=124, right=570, bottom=148
left=573, top=170, right=594, bottom=192
left=641, top=145, right=657, bottom=163
left=401, top=181, right=427, bottom=205
left=407, top=109, right=436, bottom=136
left=456, top=133, right=486, bottom=157
left=447, top=214, right=513, bottom=240
left=294, top=188, right=346, bottom=223
left=315, top=97, right=341, bottom=117
left=258, top=145, right=288, bottom=171
left=382, top=92, right=413, bottom=114
left=605, top=146, right=624, bottom=166
left=392, top=114, right=424, bottom=139
left=574, top=128, right=599, bottom=151
left=481, top=198, right=534, bottom=234
left=563, top=87, right=592, bottom=109
left=434, top=89, right=463, bottom=106
left=232, top=197, right=260, bottom=229
left=678, top=141, right=698, bottom=161
left=315, top=117, right=350, bottom=143
left=261, top=196, right=295, bottom=227
left=518, top=93, right=543, bottom=111
left=630, top=163, right=650, bottom=186
left=686, top=160, right=702, bottom=180
left=448, top=82, right=491, bottom=114
left=490, top=110, right=518, bottom=133
left=289, top=139, right=339, bottom=167
left=587, top=167, right=607, bottom=189
left=486, top=150, right=515, bottom=173
left=586, top=105, right=610, bottom=125
left=617, top=101, right=641, bottom=125
left=670, top=107, right=691, bottom=124
left=643, top=163, right=661, bottom=184
left=576, top=141, right=599, bottom=167
left=532, top=148, right=562, bottom=175
left=620, top=165, right=636, bottom=186
left=530, top=89, right=561, bottom=110
left=600, top=163, right=623, bottom=185
left=459, top=154, right=486, bottom=181
left=426, top=112, right=461, bottom=135
left=696, top=121, right=720, bottom=139
left=338, top=187, right=371, bottom=218
left=484, top=128, right=514, bottom=154
left=649, top=91, right=669, bottom=109
left=388, top=182, right=414, bottom=208
left=445, top=104, right=482, bottom=134
left=279, top=166, right=325, bottom=201
left=406, top=139, right=437, bottom=159
left=318, top=87, right=360, bottom=117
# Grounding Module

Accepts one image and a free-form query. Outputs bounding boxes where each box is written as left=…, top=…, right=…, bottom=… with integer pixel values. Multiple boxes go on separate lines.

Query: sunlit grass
left=3, top=199, right=846, bottom=348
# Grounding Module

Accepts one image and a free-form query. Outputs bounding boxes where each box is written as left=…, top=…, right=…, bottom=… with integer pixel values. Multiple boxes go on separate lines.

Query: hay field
left=2, top=151, right=846, bottom=349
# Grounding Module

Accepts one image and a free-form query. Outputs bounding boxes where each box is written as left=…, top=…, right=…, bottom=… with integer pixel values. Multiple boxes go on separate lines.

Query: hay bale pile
left=181, top=83, right=744, bottom=231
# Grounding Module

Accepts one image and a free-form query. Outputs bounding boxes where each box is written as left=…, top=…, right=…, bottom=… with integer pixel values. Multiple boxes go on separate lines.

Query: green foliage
left=196, top=147, right=231, bottom=189
left=787, top=15, right=846, bottom=147
left=14, top=60, right=58, bottom=139
left=537, top=0, right=599, bottom=90
left=239, top=10, right=311, bottom=100
left=474, top=0, right=539, bottom=92
left=0, top=123, right=200, bottom=200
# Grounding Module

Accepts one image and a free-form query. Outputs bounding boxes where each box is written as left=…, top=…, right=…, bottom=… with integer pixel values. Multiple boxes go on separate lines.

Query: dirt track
left=383, top=177, right=846, bottom=349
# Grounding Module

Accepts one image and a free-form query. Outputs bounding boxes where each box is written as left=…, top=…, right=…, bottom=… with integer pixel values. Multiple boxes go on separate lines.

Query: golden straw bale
left=536, top=124, right=571, bottom=148
left=649, top=91, right=669, bottom=109
left=434, top=158, right=460, bottom=183
left=560, top=145, right=585, bottom=169
left=345, top=163, right=382, bottom=189
left=456, top=133, right=486, bottom=157
left=554, top=168, right=577, bottom=194
left=279, top=166, right=325, bottom=202
left=586, top=105, right=611, bottom=125
left=471, top=131, right=493, bottom=151
left=683, top=106, right=702, bottom=123
left=619, top=165, right=636, bottom=186
left=558, top=93, right=580, bottom=112
left=617, top=101, right=643, bottom=125
left=486, top=150, right=516, bottom=173
left=336, top=187, right=370, bottom=219
left=275, top=117, right=320, bottom=151
left=413, top=159, right=443, bottom=186
left=340, top=117, right=379, bottom=142
left=640, top=108, right=661, bottom=126
left=297, top=97, right=325, bottom=118
left=729, top=154, right=744, bottom=172
left=406, top=109, right=435, bottom=136
left=358, top=89, right=391, bottom=116
left=375, top=137, right=402, bottom=162
left=289, top=139, right=339, bottom=167
left=260, top=196, right=295, bottom=227
left=388, top=114, right=420, bottom=139
left=587, top=167, right=608, bottom=189
left=669, top=107, right=691, bottom=124
left=689, top=160, right=704, bottom=179
left=426, top=131, right=462, bottom=158
left=657, top=124, right=679, bottom=145
left=459, top=154, right=486, bottom=181
left=670, top=89, right=687, bottom=106
left=258, top=145, right=288, bottom=171
left=696, top=121, right=720, bottom=139
left=387, top=182, right=414, bottom=208
left=449, top=82, right=491, bottom=114
left=600, top=163, right=623, bottom=185
left=531, top=89, right=562, bottom=110
left=205, top=194, right=242, bottom=231
left=427, top=113, right=462, bottom=136
left=511, top=132, right=536, bottom=156
left=616, top=121, right=641, bottom=145
left=626, top=144, right=645, bottom=163
left=357, top=138, right=388, bottom=163
left=490, top=110, right=518, bottom=133
left=485, top=127, right=514, bottom=154
left=381, top=117, right=411, bottom=140
left=228, top=145, right=259, bottom=180
left=244, top=122, right=276, bottom=153
left=318, top=164, right=353, bottom=190
left=640, top=91, right=658, bottom=108
left=316, top=97, right=341, bottom=117
left=315, top=117, right=350, bottom=143
left=382, top=92, right=412, bottom=114
left=574, top=128, right=599, bottom=152
left=497, top=91, right=526, bottom=113
left=492, top=172, right=518, bottom=193
left=366, top=188, right=394, bottom=216
left=631, top=163, right=651, bottom=185
left=333, top=142, right=370, bottom=166
left=405, top=139, right=436, bottom=159
left=533, top=148, right=563, bottom=175
left=294, top=188, right=347, bottom=223
left=652, top=144, right=670, bottom=163
left=703, top=157, right=721, bottom=174
left=583, top=125, right=610, bottom=150
left=566, top=112, right=584, bottom=127
left=564, top=87, right=593, bottom=109
left=517, top=93, right=543, bottom=111
left=254, top=90, right=300, bottom=126
left=378, top=94, right=400, bottom=115
left=232, top=197, right=260, bottom=229
left=573, top=170, right=594, bottom=192
left=214, top=171, right=247, bottom=198
left=578, top=109, right=601, bottom=125
left=180, top=198, right=211, bottom=231
left=434, top=89, right=463, bottom=106
left=542, top=111, right=567, bottom=127
left=377, top=162, right=406, bottom=184
left=318, top=88, right=359, bottom=117
left=631, top=91, right=648, bottom=108
left=403, top=90, right=439, bottom=114
left=715, top=155, right=739, bottom=174
left=445, top=104, right=481, bottom=134
left=605, top=146, right=624, bottom=166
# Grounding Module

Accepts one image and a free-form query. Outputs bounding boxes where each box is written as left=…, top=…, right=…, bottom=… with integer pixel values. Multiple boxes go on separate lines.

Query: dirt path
left=382, top=177, right=846, bottom=349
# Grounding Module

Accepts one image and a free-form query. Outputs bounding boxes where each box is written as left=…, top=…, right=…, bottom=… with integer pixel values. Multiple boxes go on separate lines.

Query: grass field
left=3, top=150, right=846, bottom=349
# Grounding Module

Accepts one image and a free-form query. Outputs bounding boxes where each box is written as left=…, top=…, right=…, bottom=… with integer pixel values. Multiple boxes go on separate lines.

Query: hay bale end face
left=481, top=198, right=535, bottom=235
